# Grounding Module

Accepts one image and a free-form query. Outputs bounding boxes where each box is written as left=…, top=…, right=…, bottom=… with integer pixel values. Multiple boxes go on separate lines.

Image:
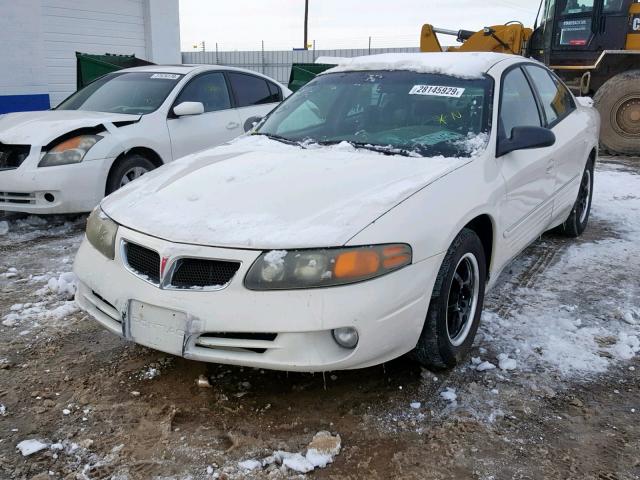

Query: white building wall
left=0, top=0, right=180, bottom=111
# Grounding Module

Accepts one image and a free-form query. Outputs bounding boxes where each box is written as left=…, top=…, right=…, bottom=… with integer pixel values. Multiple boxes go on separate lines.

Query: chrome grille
left=124, top=242, right=160, bottom=284
left=170, top=258, right=240, bottom=289
left=0, top=143, right=30, bottom=170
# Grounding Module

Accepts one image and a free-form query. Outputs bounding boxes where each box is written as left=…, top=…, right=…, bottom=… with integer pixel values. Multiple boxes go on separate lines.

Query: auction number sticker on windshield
left=409, top=85, right=465, bottom=97
left=150, top=73, right=180, bottom=80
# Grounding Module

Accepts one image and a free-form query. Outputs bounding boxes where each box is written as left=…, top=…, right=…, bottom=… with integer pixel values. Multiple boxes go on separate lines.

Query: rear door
left=167, top=72, right=242, bottom=159
left=496, top=66, right=556, bottom=258
left=226, top=72, right=283, bottom=130
left=522, top=65, right=585, bottom=222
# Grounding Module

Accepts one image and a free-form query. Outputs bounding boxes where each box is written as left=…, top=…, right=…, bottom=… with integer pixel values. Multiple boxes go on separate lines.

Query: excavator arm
left=420, top=23, right=532, bottom=55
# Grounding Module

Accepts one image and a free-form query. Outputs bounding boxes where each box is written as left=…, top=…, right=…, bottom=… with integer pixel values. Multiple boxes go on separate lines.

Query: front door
left=167, top=72, right=242, bottom=159
left=496, top=66, right=557, bottom=259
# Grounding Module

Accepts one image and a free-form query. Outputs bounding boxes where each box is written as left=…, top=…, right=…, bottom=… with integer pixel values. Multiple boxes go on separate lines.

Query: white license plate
left=128, top=301, right=186, bottom=356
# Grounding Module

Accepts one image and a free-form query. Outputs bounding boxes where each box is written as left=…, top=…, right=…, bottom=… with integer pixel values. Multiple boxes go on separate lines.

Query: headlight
left=244, top=244, right=412, bottom=290
left=86, top=208, right=118, bottom=260
left=39, top=134, right=102, bottom=167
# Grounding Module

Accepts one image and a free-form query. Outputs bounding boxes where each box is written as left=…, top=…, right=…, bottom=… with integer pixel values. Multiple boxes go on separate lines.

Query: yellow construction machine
left=420, top=0, right=640, bottom=156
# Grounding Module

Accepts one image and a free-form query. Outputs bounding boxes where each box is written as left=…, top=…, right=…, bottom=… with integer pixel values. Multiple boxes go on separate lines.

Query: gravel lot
left=0, top=156, right=638, bottom=480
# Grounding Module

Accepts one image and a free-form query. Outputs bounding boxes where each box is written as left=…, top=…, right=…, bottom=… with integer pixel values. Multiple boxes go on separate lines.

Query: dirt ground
left=0, top=156, right=639, bottom=480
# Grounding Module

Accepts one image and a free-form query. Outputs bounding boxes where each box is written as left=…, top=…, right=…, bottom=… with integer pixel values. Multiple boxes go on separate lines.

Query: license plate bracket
left=127, top=301, right=186, bottom=356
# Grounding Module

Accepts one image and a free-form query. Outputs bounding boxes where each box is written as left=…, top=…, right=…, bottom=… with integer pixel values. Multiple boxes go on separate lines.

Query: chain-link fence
left=182, top=46, right=420, bottom=84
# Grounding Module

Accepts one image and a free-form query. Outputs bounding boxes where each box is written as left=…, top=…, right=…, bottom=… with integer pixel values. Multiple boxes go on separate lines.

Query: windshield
left=559, top=0, right=594, bottom=14
left=56, top=72, right=183, bottom=115
left=256, top=71, right=493, bottom=157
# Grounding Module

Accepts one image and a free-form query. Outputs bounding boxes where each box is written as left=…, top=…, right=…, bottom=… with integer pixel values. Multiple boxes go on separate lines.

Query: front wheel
left=106, top=154, right=156, bottom=195
left=412, top=228, right=486, bottom=370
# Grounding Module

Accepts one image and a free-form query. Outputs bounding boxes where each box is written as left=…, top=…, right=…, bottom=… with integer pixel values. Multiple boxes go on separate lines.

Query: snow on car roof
left=322, top=52, right=514, bottom=78
left=121, top=65, right=223, bottom=74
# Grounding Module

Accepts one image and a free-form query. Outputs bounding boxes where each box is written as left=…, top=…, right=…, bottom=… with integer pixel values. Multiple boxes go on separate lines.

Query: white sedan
left=0, top=65, right=290, bottom=214
left=73, top=52, right=599, bottom=372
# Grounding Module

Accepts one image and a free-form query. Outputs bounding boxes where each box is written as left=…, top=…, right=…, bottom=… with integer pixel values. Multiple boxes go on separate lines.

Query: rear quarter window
left=228, top=73, right=280, bottom=107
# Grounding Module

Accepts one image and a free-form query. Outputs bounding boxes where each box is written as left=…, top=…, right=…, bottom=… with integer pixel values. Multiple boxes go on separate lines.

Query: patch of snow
left=283, top=453, right=315, bottom=473
left=2, top=313, right=20, bottom=327
left=498, top=354, right=517, bottom=371
left=322, top=52, right=511, bottom=79
left=238, top=459, right=261, bottom=471
left=16, top=439, right=48, bottom=456
left=440, top=388, right=457, bottom=402
left=0, top=221, right=8, bottom=235
left=410, top=402, right=421, bottom=409
left=476, top=361, right=496, bottom=371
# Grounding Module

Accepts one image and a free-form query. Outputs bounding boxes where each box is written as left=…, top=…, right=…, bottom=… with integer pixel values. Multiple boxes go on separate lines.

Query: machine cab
left=530, top=0, right=638, bottom=66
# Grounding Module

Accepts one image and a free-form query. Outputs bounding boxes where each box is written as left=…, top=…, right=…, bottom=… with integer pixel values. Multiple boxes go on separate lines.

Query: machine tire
left=558, top=158, right=594, bottom=237
left=412, top=228, right=486, bottom=370
left=593, top=70, right=640, bottom=156
left=106, top=153, right=156, bottom=195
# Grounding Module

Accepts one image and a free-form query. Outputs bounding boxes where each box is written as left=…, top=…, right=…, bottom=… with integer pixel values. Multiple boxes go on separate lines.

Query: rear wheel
left=106, top=153, right=156, bottom=195
left=593, top=70, right=640, bottom=156
left=412, top=228, right=486, bottom=370
left=558, top=158, right=594, bottom=237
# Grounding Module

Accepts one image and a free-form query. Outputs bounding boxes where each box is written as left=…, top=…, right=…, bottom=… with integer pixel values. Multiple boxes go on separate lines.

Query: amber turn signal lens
left=51, top=137, right=82, bottom=152
left=334, top=250, right=381, bottom=278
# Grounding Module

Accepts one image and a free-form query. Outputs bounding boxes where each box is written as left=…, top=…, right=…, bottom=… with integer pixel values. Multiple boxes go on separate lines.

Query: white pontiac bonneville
left=0, top=65, right=289, bottom=213
left=73, top=53, right=599, bottom=371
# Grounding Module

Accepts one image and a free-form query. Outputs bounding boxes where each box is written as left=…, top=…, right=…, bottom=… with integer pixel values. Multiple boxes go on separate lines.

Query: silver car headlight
left=86, top=208, right=118, bottom=260
left=244, top=244, right=412, bottom=290
left=39, top=134, right=102, bottom=167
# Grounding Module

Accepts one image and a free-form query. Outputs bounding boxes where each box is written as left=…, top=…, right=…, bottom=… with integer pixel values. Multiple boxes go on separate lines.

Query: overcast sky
left=179, top=0, right=540, bottom=52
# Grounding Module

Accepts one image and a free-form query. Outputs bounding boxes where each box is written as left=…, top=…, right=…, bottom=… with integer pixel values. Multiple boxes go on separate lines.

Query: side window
left=524, top=65, right=575, bottom=126
left=499, top=67, right=542, bottom=139
left=228, top=73, right=277, bottom=107
left=175, top=72, right=231, bottom=113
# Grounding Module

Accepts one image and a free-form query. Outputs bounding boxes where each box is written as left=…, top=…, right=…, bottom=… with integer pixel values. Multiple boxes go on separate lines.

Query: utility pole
left=303, top=0, right=309, bottom=50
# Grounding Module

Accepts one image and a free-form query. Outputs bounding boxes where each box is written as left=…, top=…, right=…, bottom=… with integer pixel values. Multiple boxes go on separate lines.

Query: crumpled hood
left=0, top=110, right=140, bottom=145
left=102, top=136, right=471, bottom=249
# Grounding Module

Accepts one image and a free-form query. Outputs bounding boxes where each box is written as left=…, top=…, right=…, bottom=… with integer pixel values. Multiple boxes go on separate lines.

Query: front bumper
left=73, top=226, right=444, bottom=371
left=0, top=157, right=114, bottom=214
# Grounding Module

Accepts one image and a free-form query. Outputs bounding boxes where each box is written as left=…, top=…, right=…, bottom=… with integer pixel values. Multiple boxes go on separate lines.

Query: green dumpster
left=76, top=52, right=155, bottom=90
left=288, top=63, right=334, bottom=92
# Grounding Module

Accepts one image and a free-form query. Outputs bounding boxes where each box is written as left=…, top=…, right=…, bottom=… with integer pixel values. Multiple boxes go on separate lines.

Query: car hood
left=0, top=110, right=141, bottom=145
left=102, top=136, right=471, bottom=249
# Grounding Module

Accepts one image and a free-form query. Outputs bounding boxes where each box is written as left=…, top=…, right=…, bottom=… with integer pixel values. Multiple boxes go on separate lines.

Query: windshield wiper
left=317, top=140, right=414, bottom=157
left=252, top=132, right=304, bottom=147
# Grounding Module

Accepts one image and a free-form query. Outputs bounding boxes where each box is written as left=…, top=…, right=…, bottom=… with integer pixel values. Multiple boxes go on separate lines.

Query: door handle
left=226, top=122, right=240, bottom=130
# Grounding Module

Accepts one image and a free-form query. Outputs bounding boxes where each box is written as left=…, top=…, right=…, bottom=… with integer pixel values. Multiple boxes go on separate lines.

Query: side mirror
left=173, top=101, right=204, bottom=117
left=497, top=126, right=556, bottom=157
left=243, top=115, right=263, bottom=132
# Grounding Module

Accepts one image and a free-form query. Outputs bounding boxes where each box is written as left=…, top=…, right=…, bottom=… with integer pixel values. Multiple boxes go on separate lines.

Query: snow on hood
left=101, top=135, right=472, bottom=249
left=322, top=52, right=512, bottom=79
left=0, top=110, right=140, bottom=145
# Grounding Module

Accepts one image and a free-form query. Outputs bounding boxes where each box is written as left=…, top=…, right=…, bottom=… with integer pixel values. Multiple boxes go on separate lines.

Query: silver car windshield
left=56, top=72, right=184, bottom=115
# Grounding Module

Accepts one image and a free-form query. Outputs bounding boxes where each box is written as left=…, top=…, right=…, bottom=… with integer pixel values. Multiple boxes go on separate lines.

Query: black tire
left=106, top=154, right=156, bottom=195
left=412, top=228, right=486, bottom=370
left=593, top=70, right=640, bottom=156
left=558, top=158, right=594, bottom=237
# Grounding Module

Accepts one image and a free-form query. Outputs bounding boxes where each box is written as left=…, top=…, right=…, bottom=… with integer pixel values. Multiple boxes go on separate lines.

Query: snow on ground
left=478, top=163, right=640, bottom=377
left=379, top=162, right=640, bottom=431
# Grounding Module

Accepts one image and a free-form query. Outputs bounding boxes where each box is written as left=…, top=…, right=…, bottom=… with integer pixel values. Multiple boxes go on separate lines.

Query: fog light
left=44, top=193, right=55, bottom=203
left=332, top=327, right=358, bottom=349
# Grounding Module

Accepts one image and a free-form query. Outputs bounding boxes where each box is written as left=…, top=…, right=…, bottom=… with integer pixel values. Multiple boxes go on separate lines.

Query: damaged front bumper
left=0, top=155, right=114, bottom=214
left=73, top=226, right=443, bottom=371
